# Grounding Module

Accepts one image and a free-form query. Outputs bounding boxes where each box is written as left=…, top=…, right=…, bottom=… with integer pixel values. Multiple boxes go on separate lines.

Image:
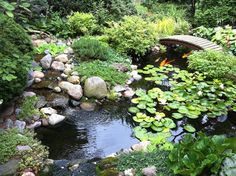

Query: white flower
left=159, top=98, right=167, bottom=105
left=220, top=84, right=224, bottom=89
left=197, top=91, right=203, bottom=96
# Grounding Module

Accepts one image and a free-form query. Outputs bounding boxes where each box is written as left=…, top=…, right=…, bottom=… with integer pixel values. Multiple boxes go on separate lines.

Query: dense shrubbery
left=105, top=15, right=158, bottom=56
left=0, top=128, right=48, bottom=172
left=68, top=12, right=98, bottom=36
left=0, top=14, right=33, bottom=102
left=188, top=50, right=236, bottom=81
left=72, top=37, right=111, bottom=61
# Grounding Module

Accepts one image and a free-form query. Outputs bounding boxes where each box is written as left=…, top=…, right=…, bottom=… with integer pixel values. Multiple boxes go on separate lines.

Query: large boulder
left=84, top=77, right=108, bottom=99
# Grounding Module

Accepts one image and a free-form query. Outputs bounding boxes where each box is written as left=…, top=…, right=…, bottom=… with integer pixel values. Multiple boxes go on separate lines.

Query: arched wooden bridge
left=160, top=35, right=223, bottom=51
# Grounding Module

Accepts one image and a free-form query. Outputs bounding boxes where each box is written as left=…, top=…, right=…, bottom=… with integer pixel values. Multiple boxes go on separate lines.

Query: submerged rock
left=84, top=77, right=108, bottom=99
left=40, top=54, right=52, bottom=69
left=48, top=114, right=66, bottom=125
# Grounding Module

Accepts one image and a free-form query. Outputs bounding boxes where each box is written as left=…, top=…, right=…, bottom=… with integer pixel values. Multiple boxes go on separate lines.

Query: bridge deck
left=160, top=35, right=223, bottom=51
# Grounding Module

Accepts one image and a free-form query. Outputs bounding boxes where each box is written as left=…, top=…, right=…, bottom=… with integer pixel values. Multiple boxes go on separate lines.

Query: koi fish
left=160, top=58, right=175, bottom=67
left=182, top=52, right=192, bottom=58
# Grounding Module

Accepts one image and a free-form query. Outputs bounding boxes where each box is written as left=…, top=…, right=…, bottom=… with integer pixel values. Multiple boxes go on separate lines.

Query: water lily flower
left=220, top=84, right=224, bottom=89
left=197, top=91, right=203, bottom=96
left=159, top=98, right=167, bottom=105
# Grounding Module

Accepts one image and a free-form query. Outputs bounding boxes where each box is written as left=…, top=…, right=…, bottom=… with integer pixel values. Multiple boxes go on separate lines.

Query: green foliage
left=156, top=18, right=175, bottom=36
left=169, top=133, right=233, bottom=176
left=0, top=14, right=33, bottom=102
left=188, top=50, right=236, bottom=81
left=139, top=64, right=236, bottom=119
left=117, top=151, right=174, bottom=176
left=75, top=60, right=129, bottom=85
left=193, top=26, right=236, bottom=55
left=105, top=16, right=158, bottom=56
left=68, top=12, right=98, bottom=36
left=18, top=96, right=40, bottom=120
left=194, top=0, right=236, bottom=27
left=36, top=43, right=67, bottom=56
left=72, top=37, right=111, bottom=61
left=0, top=128, right=48, bottom=172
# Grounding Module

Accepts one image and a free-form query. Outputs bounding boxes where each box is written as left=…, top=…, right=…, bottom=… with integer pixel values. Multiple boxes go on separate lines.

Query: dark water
left=36, top=100, right=138, bottom=160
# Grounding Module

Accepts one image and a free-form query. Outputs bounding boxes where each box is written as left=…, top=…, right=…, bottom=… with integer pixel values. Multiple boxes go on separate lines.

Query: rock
left=84, top=77, right=108, bottom=99
left=141, top=166, right=157, bottom=176
left=21, top=172, right=35, bottom=176
left=32, top=39, right=47, bottom=47
left=58, top=81, right=74, bottom=91
left=126, top=78, right=134, bottom=85
left=64, top=68, right=72, bottom=75
left=67, top=76, right=80, bottom=84
left=55, top=54, right=69, bottom=63
left=23, top=91, right=36, bottom=97
left=123, top=89, right=135, bottom=98
left=36, top=96, right=47, bottom=109
left=27, top=78, right=34, bottom=87
left=5, top=119, right=14, bottom=129
left=64, top=108, right=77, bottom=116
left=68, top=85, right=83, bottom=100
left=50, top=96, right=69, bottom=108
left=0, top=159, right=20, bottom=176
left=54, top=86, right=61, bottom=93
left=40, top=54, right=52, bottom=69
left=48, top=114, right=66, bottom=125
left=131, top=65, right=138, bottom=70
left=16, top=145, right=32, bottom=151
left=42, top=118, right=49, bottom=126
left=61, top=73, right=68, bottom=78
left=14, top=120, right=26, bottom=133
left=26, top=121, right=41, bottom=129
left=32, top=71, right=45, bottom=79
left=70, top=100, right=80, bottom=107
left=80, top=102, right=96, bottom=111
left=40, top=107, right=57, bottom=115
left=124, top=168, right=135, bottom=176
left=51, top=61, right=65, bottom=71
left=133, top=74, right=142, bottom=81
left=113, top=85, right=126, bottom=93
left=34, top=78, right=42, bottom=83
left=112, top=63, right=129, bottom=72
left=71, top=71, right=79, bottom=76
left=64, top=47, right=74, bottom=54
left=131, top=141, right=150, bottom=152
left=0, top=104, right=15, bottom=118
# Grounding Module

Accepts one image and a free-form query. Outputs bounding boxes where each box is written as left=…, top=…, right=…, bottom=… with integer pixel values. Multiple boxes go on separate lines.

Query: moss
left=99, top=168, right=119, bottom=176
left=97, top=157, right=118, bottom=170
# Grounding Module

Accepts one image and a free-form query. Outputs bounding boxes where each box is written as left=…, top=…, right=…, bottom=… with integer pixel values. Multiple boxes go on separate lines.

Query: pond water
left=36, top=48, right=236, bottom=166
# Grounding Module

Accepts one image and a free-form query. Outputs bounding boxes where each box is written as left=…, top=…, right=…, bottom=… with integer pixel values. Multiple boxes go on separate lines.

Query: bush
left=0, top=128, right=48, bottom=173
left=169, top=133, right=232, bottom=176
left=188, top=50, right=236, bottom=81
left=0, top=14, right=33, bottom=102
left=156, top=18, right=176, bottom=36
left=194, top=0, right=236, bottom=27
left=68, top=12, right=98, bottom=36
left=72, top=37, right=111, bottom=61
left=76, top=60, right=129, bottom=85
left=105, top=16, right=158, bottom=56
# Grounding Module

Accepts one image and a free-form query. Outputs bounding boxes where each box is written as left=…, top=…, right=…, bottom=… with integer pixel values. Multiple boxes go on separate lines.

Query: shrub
left=169, top=133, right=232, bottom=176
left=72, top=37, right=111, bottom=61
left=194, top=0, right=236, bottom=27
left=0, top=128, right=48, bottom=172
left=75, top=60, right=129, bottom=85
left=0, top=14, right=33, bottom=102
left=105, top=16, right=158, bottom=56
left=156, top=18, right=176, bottom=36
left=188, top=50, right=236, bottom=81
left=18, top=96, right=40, bottom=120
left=68, top=12, right=98, bottom=36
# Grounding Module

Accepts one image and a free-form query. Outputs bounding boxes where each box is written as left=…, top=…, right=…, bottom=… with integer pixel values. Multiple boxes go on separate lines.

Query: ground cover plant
left=36, top=43, right=67, bottom=56
left=0, top=128, right=48, bottom=173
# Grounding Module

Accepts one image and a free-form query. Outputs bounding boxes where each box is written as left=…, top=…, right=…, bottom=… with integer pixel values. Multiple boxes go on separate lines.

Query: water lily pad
left=172, top=113, right=184, bottom=119
left=162, top=118, right=176, bottom=129
left=137, top=103, right=146, bottom=109
left=140, top=122, right=152, bottom=128
left=135, top=89, right=146, bottom=96
left=128, top=107, right=140, bottom=114
left=153, top=121, right=163, bottom=127
left=184, top=124, right=196, bottom=133
left=178, top=106, right=189, bottom=114
left=168, top=102, right=180, bottom=109
left=131, top=98, right=140, bottom=104
left=144, top=117, right=155, bottom=123
left=147, top=107, right=156, bottom=114
left=133, top=116, right=143, bottom=123
left=151, top=125, right=163, bottom=132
